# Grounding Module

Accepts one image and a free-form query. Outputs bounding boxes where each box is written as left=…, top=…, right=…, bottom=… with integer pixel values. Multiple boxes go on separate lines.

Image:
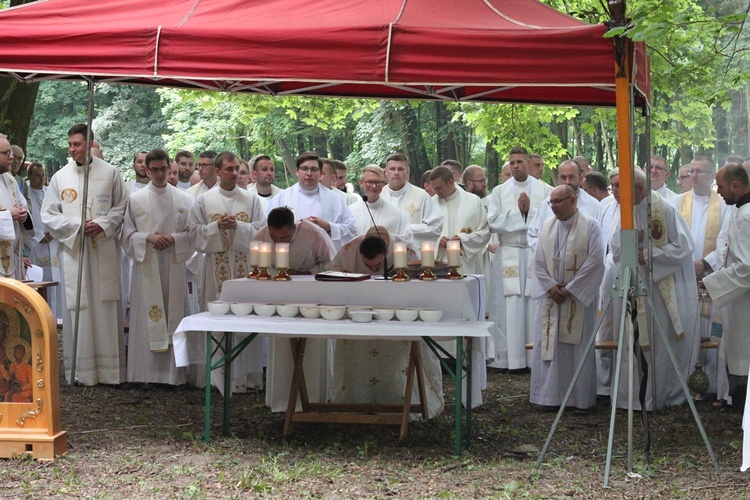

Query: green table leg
left=204, top=332, right=212, bottom=443
left=455, top=335, right=463, bottom=456
left=223, top=332, right=233, bottom=437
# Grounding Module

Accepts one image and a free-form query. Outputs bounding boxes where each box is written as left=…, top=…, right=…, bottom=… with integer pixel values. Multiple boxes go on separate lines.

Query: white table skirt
left=173, top=275, right=490, bottom=410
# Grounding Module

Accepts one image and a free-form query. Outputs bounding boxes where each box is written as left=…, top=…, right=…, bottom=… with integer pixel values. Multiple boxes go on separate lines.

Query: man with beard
left=174, top=150, right=195, bottom=191
left=128, top=151, right=149, bottom=194
left=0, top=137, right=32, bottom=280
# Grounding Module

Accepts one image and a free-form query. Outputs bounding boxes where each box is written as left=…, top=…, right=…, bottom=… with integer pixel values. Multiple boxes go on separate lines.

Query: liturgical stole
left=539, top=213, right=589, bottom=361
left=678, top=190, right=721, bottom=258
left=637, top=193, right=684, bottom=348
left=129, top=186, right=191, bottom=352
left=204, top=190, right=254, bottom=294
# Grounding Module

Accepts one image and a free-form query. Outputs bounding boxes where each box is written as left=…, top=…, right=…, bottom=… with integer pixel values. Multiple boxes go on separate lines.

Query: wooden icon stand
left=0, top=279, right=66, bottom=460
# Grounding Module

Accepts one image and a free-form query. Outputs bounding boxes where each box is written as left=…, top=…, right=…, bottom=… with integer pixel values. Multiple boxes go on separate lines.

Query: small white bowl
left=230, top=302, right=253, bottom=316
left=320, top=305, right=347, bottom=321
left=373, top=308, right=395, bottom=321
left=419, top=309, right=443, bottom=323
left=276, top=304, right=300, bottom=318
left=350, top=310, right=376, bottom=323
left=396, top=309, right=419, bottom=321
left=254, top=304, right=277, bottom=317
left=395, top=308, right=419, bottom=322
left=346, top=305, right=370, bottom=318
left=207, top=301, right=230, bottom=315
left=299, top=304, right=321, bottom=319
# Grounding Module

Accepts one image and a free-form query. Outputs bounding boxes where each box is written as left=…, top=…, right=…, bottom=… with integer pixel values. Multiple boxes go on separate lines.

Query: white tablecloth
left=174, top=275, right=490, bottom=410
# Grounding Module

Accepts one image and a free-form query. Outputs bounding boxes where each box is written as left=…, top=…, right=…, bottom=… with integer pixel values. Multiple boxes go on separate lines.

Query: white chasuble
left=381, top=183, right=443, bottom=248
left=0, top=172, right=31, bottom=279
left=538, top=214, right=591, bottom=360
left=123, top=184, right=192, bottom=352
left=350, top=197, right=413, bottom=242
left=41, top=157, right=129, bottom=386
left=530, top=212, right=604, bottom=409
left=434, top=189, right=489, bottom=274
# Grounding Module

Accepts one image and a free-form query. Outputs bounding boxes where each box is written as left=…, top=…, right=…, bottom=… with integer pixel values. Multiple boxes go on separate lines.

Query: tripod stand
left=534, top=229, right=720, bottom=487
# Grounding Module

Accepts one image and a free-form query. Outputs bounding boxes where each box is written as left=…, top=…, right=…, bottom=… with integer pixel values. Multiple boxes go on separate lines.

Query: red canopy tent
left=0, top=0, right=649, bottom=108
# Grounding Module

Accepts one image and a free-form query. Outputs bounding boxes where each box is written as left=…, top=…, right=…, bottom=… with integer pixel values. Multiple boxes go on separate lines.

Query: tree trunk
left=485, top=139, right=499, bottom=189
left=391, top=103, right=429, bottom=184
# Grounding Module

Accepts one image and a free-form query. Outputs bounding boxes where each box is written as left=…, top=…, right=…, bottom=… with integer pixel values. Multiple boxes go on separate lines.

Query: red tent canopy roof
left=0, top=0, right=649, bottom=107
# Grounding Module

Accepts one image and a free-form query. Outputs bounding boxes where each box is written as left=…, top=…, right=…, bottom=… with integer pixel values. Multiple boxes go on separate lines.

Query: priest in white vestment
left=703, top=165, right=750, bottom=419
left=530, top=185, right=605, bottom=410
left=247, top=155, right=283, bottom=212
left=350, top=165, right=412, bottom=242
left=381, top=153, right=443, bottom=250
left=255, top=207, right=337, bottom=411
left=0, top=137, right=33, bottom=281
left=187, top=151, right=219, bottom=199
left=701, top=166, right=750, bottom=473
left=595, top=169, right=623, bottom=396
left=527, top=160, right=602, bottom=253
left=670, top=156, right=732, bottom=403
left=25, top=163, right=62, bottom=319
left=267, top=152, right=356, bottom=252
left=487, top=147, right=552, bottom=369
left=608, top=168, right=698, bottom=411
left=321, top=159, right=358, bottom=206
left=429, top=166, right=489, bottom=275
left=122, top=149, right=194, bottom=386
left=41, top=124, right=129, bottom=386
left=327, top=229, right=445, bottom=417
left=122, top=151, right=149, bottom=324
left=651, top=155, right=678, bottom=201
left=189, top=151, right=265, bottom=393
left=175, top=150, right=195, bottom=191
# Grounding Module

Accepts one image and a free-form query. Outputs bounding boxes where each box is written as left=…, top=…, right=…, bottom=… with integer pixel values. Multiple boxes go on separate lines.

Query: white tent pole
left=70, top=79, right=95, bottom=385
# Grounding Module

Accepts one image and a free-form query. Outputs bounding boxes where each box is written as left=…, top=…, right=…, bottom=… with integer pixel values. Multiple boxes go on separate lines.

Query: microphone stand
left=362, top=195, right=389, bottom=280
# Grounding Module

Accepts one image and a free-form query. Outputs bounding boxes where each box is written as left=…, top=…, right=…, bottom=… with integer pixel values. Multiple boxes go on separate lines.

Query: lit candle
left=249, top=241, right=259, bottom=266
left=447, top=240, right=461, bottom=267
left=259, top=242, right=272, bottom=268
left=421, top=241, right=435, bottom=268
left=275, top=242, right=290, bottom=269
left=393, top=242, right=408, bottom=268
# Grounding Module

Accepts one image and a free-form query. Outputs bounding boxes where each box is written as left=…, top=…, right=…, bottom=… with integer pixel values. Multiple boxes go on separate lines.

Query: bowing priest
left=429, top=166, right=489, bottom=274
left=608, top=168, right=698, bottom=411
left=487, top=146, right=552, bottom=370
left=529, top=185, right=605, bottom=411
left=349, top=165, right=412, bottom=241
left=188, top=150, right=265, bottom=393
left=41, top=124, right=129, bottom=386
left=267, top=151, right=356, bottom=252
left=121, top=149, right=194, bottom=386
left=703, top=164, right=750, bottom=413
left=381, top=153, right=444, bottom=250
left=254, top=207, right=337, bottom=411
left=327, top=229, right=444, bottom=417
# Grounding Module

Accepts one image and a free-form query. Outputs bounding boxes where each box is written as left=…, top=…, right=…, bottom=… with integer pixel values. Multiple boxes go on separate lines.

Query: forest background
left=1, top=0, right=749, bottom=189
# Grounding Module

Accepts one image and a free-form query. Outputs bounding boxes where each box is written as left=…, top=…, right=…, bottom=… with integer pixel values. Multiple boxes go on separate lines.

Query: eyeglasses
left=652, top=165, right=668, bottom=172
left=198, top=163, right=213, bottom=169
left=362, top=180, right=384, bottom=187
left=298, top=167, right=320, bottom=173
left=548, top=195, right=572, bottom=207
left=678, top=175, right=690, bottom=181
left=0, top=150, right=12, bottom=158
left=148, top=166, right=169, bottom=173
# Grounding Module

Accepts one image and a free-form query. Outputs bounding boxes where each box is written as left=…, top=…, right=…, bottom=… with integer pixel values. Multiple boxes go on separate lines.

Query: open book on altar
left=314, top=271, right=371, bottom=282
